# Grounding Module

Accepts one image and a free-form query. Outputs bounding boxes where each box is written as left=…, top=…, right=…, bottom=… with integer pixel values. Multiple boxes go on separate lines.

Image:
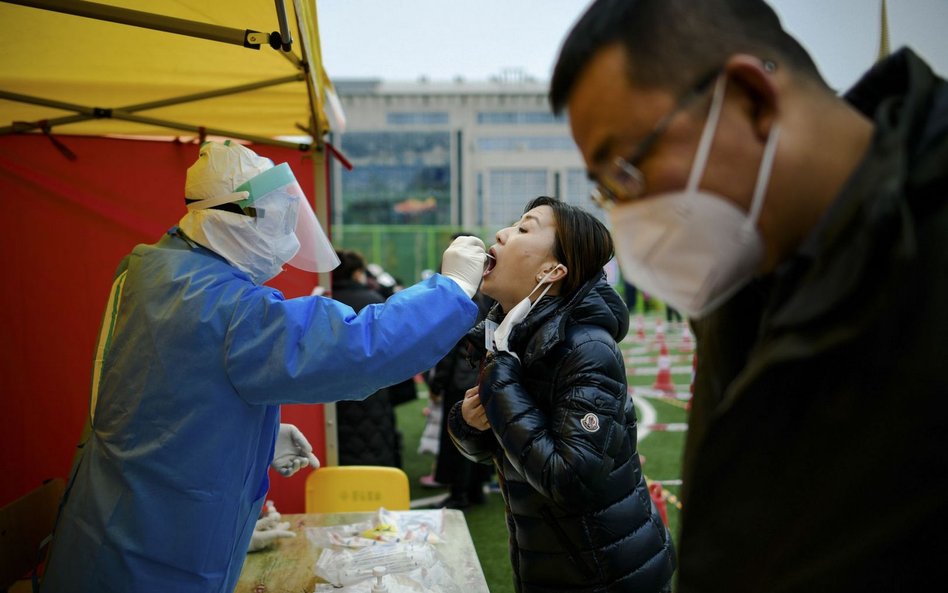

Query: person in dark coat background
left=367, top=264, right=420, bottom=411
left=449, top=196, right=675, bottom=593
left=427, top=280, right=495, bottom=507
left=331, top=249, right=400, bottom=467
left=549, top=1, right=948, bottom=591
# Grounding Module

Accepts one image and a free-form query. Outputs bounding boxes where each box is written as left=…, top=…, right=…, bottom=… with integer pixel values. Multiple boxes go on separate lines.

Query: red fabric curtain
left=0, top=135, right=326, bottom=512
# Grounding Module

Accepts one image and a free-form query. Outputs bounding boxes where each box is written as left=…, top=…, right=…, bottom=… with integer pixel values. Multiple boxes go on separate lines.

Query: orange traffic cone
left=652, top=341, right=675, bottom=393
left=654, top=319, right=666, bottom=344
left=649, top=482, right=669, bottom=526
left=685, top=352, right=697, bottom=410
left=636, top=315, right=646, bottom=340
left=681, top=322, right=694, bottom=351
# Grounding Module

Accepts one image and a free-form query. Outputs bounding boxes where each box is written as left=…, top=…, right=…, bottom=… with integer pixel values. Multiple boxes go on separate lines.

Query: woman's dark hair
left=525, top=196, right=613, bottom=298
left=332, top=249, right=366, bottom=284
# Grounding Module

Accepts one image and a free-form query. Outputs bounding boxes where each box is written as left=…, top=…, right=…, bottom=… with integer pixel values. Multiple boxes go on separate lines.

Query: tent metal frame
left=1, top=0, right=340, bottom=464
left=0, top=0, right=320, bottom=151
left=5, top=0, right=284, bottom=50
left=0, top=76, right=311, bottom=150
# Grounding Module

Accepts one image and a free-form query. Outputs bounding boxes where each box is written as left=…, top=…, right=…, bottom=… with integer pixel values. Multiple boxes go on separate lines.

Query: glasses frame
left=590, top=69, right=722, bottom=210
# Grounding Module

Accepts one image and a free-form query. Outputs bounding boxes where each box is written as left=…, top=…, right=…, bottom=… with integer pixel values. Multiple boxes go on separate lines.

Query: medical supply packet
left=308, top=509, right=459, bottom=592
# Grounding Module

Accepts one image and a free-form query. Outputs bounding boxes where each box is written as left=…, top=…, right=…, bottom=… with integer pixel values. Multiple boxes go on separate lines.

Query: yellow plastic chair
left=304, top=466, right=410, bottom=513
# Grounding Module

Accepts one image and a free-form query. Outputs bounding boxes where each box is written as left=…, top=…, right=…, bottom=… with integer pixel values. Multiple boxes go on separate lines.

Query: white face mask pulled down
left=491, top=265, right=561, bottom=361
left=608, top=76, right=781, bottom=320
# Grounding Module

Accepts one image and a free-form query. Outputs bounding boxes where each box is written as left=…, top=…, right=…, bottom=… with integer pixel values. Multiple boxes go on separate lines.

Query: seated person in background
left=448, top=196, right=676, bottom=592
left=331, top=249, right=400, bottom=467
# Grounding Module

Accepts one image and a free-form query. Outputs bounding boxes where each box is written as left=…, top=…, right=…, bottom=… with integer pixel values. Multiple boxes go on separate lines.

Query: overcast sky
left=317, top=0, right=948, bottom=93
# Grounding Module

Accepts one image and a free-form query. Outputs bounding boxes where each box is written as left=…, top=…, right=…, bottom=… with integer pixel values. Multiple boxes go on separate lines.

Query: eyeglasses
left=590, top=69, right=721, bottom=210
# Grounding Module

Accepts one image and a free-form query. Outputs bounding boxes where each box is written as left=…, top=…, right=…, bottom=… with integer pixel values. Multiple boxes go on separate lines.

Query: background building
left=330, top=71, right=604, bottom=283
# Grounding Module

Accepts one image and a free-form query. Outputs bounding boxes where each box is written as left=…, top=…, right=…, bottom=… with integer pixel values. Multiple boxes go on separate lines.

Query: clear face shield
left=229, top=163, right=339, bottom=273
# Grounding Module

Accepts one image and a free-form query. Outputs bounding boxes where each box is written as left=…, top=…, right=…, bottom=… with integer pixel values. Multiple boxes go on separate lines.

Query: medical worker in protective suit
left=43, top=141, right=487, bottom=593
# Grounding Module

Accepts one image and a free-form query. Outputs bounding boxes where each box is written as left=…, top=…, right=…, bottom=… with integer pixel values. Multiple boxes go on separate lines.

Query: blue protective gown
left=43, top=229, right=477, bottom=593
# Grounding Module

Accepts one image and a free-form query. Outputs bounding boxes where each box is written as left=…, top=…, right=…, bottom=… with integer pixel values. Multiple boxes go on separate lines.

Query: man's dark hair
left=550, top=0, right=828, bottom=113
left=525, top=196, right=613, bottom=298
left=332, top=249, right=366, bottom=283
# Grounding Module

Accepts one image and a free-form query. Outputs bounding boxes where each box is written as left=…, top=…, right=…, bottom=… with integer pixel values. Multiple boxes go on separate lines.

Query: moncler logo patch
left=580, top=412, right=600, bottom=433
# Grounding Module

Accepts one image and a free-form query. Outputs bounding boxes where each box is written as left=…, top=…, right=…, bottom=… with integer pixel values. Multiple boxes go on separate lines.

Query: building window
left=339, top=131, right=452, bottom=224
left=476, top=136, right=577, bottom=152
left=477, top=112, right=565, bottom=125
left=565, top=169, right=607, bottom=224
left=386, top=112, right=450, bottom=125
left=486, top=169, right=548, bottom=226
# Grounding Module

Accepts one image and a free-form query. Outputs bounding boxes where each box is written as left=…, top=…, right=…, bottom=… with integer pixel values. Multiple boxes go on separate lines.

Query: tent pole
left=2, top=114, right=91, bottom=135
left=105, top=111, right=312, bottom=150
left=0, top=75, right=304, bottom=136
left=0, top=90, right=97, bottom=116
left=273, top=0, right=294, bottom=52
left=0, top=90, right=310, bottom=150
left=4, top=0, right=271, bottom=49
left=311, top=147, right=338, bottom=466
left=122, top=75, right=304, bottom=112
left=278, top=50, right=304, bottom=70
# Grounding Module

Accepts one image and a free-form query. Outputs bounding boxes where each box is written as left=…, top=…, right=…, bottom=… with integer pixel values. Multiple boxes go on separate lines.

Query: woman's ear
left=538, top=263, right=568, bottom=284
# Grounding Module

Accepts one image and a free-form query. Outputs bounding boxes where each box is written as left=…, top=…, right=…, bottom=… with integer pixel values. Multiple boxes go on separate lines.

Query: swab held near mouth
left=483, top=253, right=496, bottom=276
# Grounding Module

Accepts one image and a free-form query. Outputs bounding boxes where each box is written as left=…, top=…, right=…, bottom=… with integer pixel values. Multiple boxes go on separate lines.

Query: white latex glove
left=441, top=235, right=487, bottom=298
left=271, top=423, right=320, bottom=477
left=247, top=508, right=295, bottom=552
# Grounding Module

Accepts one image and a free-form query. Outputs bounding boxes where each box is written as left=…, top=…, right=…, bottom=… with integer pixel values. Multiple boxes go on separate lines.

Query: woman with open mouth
left=448, top=196, right=676, bottom=592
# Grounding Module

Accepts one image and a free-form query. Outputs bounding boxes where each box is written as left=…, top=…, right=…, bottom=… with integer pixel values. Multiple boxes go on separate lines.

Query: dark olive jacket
left=449, top=276, right=676, bottom=593
left=678, top=49, right=948, bottom=593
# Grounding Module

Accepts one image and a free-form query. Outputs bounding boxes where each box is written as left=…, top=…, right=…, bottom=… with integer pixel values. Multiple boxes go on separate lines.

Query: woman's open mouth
left=483, top=250, right=497, bottom=277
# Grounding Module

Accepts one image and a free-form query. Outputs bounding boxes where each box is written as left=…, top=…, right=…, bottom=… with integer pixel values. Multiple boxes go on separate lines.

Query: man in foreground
left=551, top=0, right=948, bottom=590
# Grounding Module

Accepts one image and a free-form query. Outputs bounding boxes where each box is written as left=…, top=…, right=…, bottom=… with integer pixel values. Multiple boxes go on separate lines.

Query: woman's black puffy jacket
left=448, top=275, right=676, bottom=592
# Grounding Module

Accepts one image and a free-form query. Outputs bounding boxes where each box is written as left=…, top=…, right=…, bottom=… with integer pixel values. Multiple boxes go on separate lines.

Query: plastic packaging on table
left=308, top=509, right=460, bottom=592
left=313, top=569, right=458, bottom=593
left=306, top=508, right=445, bottom=548
left=314, top=542, right=431, bottom=586
left=312, top=552, right=461, bottom=593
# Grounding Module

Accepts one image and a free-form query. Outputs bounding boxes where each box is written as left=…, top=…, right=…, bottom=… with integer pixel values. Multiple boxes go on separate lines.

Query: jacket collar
left=718, top=49, right=944, bottom=407
left=467, top=274, right=628, bottom=366
left=762, top=48, right=938, bottom=334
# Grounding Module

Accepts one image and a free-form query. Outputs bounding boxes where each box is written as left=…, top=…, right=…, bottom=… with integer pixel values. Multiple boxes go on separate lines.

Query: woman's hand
left=461, top=385, right=491, bottom=431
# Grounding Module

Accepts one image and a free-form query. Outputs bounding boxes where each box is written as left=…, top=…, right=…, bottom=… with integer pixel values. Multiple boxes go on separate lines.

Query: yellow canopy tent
left=0, top=0, right=336, bottom=147
left=0, top=0, right=345, bottom=513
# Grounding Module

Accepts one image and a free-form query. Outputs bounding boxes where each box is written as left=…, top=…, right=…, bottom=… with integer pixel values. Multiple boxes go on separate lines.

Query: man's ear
left=724, top=54, right=780, bottom=141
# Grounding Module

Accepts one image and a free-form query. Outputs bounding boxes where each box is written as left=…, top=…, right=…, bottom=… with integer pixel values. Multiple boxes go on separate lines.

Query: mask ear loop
left=686, top=76, right=728, bottom=192
left=529, top=264, right=562, bottom=303
left=743, top=125, right=781, bottom=238
left=535, top=263, right=562, bottom=284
